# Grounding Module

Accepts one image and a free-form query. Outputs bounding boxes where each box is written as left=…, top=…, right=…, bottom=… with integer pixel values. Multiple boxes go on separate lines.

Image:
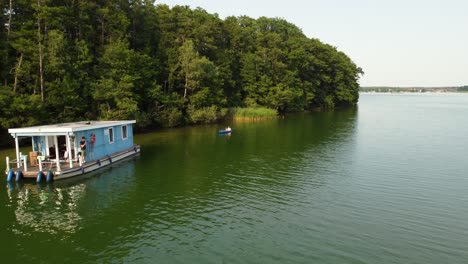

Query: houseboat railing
left=5, top=153, right=28, bottom=172
left=5, top=154, right=66, bottom=174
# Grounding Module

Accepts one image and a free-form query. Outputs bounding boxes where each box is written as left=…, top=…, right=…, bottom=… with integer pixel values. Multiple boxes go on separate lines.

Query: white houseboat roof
left=9, top=120, right=136, bottom=137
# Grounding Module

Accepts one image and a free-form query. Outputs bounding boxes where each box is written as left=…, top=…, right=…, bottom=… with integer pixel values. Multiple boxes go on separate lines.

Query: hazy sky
left=156, top=0, right=468, bottom=87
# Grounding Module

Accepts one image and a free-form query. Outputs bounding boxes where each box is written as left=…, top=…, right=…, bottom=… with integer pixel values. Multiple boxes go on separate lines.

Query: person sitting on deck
left=59, top=144, right=66, bottom=158
left=225, top=126, right=231, bottom=132
left=48, top=146, right=56, bottom=159
left=80, top=136, right=87, bottom=163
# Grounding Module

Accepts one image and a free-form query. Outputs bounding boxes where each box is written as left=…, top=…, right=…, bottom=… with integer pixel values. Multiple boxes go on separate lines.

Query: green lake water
left=1, top=93, right=468, bottom=263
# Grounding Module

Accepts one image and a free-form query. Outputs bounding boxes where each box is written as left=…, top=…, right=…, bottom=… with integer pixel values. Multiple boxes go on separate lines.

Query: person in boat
left=80, top=136, right=87, bottom=163
left=225, top=126, right=231, bottom=132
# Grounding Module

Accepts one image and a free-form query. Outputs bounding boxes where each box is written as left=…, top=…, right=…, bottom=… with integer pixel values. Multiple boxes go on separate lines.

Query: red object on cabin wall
left=91, top=133, right=96, bottom=144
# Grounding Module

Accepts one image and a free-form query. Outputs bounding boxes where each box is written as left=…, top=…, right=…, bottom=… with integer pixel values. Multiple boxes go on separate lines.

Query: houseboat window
left=108, top=128, right=114, bottom=144
left=122, top=125, right=128, bottom=140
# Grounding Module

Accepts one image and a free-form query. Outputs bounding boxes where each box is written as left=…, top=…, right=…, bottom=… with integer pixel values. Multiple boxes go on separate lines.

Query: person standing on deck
left=80, top=136, right=87, bottom=163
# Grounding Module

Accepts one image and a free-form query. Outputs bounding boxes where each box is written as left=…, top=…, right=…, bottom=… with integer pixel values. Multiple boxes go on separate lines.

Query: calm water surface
left=1, top=93, right=468, bottom=263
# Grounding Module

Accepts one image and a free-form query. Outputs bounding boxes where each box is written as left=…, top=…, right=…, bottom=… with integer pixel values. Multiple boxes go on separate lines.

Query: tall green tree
left=93, top=40, right=138, bottom=120
left=0, top=3, right=363, bottom=131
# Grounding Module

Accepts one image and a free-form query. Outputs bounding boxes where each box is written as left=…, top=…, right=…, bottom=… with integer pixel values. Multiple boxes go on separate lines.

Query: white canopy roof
left=9, top=120, right=136, bottom=137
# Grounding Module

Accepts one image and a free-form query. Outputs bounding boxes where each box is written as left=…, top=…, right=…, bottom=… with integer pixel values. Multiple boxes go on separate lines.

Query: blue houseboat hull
left=53, top=145, right=140, bottom=180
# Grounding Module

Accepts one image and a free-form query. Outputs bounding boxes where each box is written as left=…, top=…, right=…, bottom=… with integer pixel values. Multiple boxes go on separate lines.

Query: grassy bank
left=229, top=107, right=278, bottom=121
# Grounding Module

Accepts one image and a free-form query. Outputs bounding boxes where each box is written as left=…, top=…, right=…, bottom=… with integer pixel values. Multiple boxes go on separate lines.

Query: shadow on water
left=135, top=107, right=359, bottom=192
left=140, top=109, right=359, bottom=193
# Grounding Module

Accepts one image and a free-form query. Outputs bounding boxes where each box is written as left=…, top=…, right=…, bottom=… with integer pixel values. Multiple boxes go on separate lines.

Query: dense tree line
left=0, top=0, right=362, bottom=130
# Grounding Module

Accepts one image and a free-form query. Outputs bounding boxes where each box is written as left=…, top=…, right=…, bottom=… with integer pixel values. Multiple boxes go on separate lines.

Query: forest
left=0, top=0, right=363, bottom=131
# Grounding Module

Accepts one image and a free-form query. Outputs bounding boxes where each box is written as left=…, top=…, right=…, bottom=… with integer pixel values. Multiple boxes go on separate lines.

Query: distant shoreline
left=360, top=86, right=468, bottom=93
left=360, top=91, right=468, bottom=94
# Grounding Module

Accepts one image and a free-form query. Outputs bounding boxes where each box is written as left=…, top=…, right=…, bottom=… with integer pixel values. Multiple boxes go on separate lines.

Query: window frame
left=108, top=127, right=114, bottom=144
left=121, top=125, right=128, bottom=140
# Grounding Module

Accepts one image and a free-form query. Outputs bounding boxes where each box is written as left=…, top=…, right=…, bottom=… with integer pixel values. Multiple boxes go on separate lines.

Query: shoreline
left=360, top=91, right=468, bottom=95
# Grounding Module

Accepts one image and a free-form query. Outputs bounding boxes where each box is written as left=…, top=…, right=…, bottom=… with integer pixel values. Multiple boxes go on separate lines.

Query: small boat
left=5, top=120, right=140, bottom=182
left=218, top=129, right=232, bottom=134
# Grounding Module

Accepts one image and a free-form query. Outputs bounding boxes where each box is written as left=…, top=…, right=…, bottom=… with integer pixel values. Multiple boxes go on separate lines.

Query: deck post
left=54, top=136, right=61, bottom=172
left=46, top=136, right=50, bottom=156
left=66, top=134, right=73, bottom=168
left=6, top=157, right=10, bottom=171
left=23, top=155, right=27, bottom=171
left=15, top=136, right=20, bottom=168
left=38, top=156, right=43, bottom=171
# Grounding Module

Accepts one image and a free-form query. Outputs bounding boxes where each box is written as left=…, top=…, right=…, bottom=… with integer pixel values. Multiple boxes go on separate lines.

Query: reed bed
left=229, top=107, right=277, bottom=121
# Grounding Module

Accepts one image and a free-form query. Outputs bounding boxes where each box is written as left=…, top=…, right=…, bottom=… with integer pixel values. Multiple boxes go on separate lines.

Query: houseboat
left=5, top=120, right=140, bottom=182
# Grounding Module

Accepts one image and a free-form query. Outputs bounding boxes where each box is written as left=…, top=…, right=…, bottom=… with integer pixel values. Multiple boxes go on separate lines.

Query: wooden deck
left=7, top=145, right=140, bottom=181
left=11, top=159, right=81, bottom=178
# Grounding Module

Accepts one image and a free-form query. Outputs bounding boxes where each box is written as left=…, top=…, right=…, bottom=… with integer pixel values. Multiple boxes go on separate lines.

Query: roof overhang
left=8, top=120, right=136, bottom=137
